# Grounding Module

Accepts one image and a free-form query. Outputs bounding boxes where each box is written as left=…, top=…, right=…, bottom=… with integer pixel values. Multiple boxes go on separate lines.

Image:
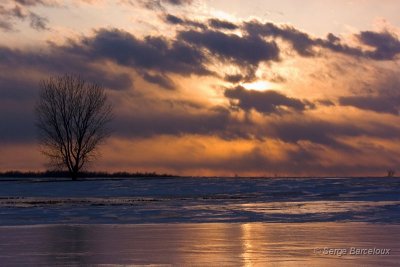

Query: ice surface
left=0, top=222, right=399, bottom=266
left=0, top=177, right=399, bottom=225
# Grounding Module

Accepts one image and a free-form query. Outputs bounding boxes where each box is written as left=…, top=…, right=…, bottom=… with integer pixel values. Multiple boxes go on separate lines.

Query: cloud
left=317, top=99, right=335, bottom=106
left=267, top=115, right=400, bottom=146
left=268, top=119, right=352, bottom=147
left=14, top=0, right=57, bottom=6
left=244, top=20, right=400, bottom=60
left=113, top=104, right=232, bottom=138
left=339, top=95, right=400, bottom=114
left=0, top=45, right=134, bottom=91
left=357, top=31, right=400, bottom=60
left=0, top=2, right=50, bottom=31
left=244, top=21, right=316, bottom=56
left=0, top=103, right=37, bottom=144
left=67, top=28, right=211, bottom=76
left=165, top=14, right=184, bottom=24
left=137, top=0, right=193, bottom=10
left=179, top=29, right=280, bottom=66
left=224, top=74, right=244, bottom=84
left=142, top=72, right=175, bottom=90
left=0, top=44, right=133, bottom=144
left=29, top=12, right=48, bottom=30
left=0, top=20, right=12, bottom=31
left=224, top=86, right=309, bottom=115
left=208, top=18, right=238, bottom=30
left=163, top=0, right=193, bottom=5
left=338, top=70, right=400, bottom=114
left=164, top=14, right=207, bottom=29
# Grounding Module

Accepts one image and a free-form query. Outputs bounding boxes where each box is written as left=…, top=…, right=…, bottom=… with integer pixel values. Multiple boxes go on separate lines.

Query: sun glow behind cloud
left=241, top=80, right=278, bottom=91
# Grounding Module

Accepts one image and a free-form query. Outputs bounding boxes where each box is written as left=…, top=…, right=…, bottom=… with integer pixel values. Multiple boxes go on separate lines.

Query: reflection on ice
left=235, top=201, right=400, bottom=215
left=0, top=223, right=399, bottom=266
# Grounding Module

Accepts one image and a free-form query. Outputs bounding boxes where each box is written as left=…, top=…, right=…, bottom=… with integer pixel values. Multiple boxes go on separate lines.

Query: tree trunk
left=71, top=170, right=78, bottom=181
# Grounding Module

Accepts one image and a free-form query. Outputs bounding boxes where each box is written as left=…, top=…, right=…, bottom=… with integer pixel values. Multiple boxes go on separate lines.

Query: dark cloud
left=244, top=20, right=400, bottom=60
left=142, top=72, right=175, bottom=90
left=163, top=0, right=193, bottom=5
left=269, top=119, right=350, bottom=147
left=224, top=86, right=308, bottom=115
left=317, top=99, right=335, bottom=106
left=244, top=21, right=316, bottom=56
left=262, top=116, right=400, bottom=155
left=0, top=45, right=134, bottom=91
left=327, top=33, right=340, bottom=43
left=223, top=70, right=261, bottom=84
left=69, top=28, right=210, bottom=76
left=224, top=74, right=244, bottom=84
left=108, top=94, right=400, bottom=147
left=339, top=94, right=400, bottom=115
left=29, top=12, right=48, bottom=30
left=14, top=0, right=51, bottom=6
left=0, top=74, right=38, bottom=144
left=208, top=18, right=238, bottom=30
left=165, top=14, right=184, bottom=24
left=179, top=29, right=280, bottom=66
left=0, top=103, right=37, bottom=144
left=113, top=104, right=232, bottom=138
left=357, top=31, right=400, bottom=60
left=138, top=0, right=193, bottom=10
left=316, top=34, right=364, bottom=58
left=0, top=74, right=38, bottom=101
left=164, top=14, right=207, bottom=29
left=0, top=44, right=133, bottom=143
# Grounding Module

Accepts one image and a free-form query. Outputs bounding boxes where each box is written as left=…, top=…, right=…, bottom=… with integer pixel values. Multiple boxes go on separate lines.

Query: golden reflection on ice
left=0, top=223, right=399, bottom=266
left=241, top=223, right=253, bottom=267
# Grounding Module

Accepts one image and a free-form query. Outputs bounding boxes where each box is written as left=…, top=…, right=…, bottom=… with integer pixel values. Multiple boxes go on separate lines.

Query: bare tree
left=35, top=74, right=112, bottom=180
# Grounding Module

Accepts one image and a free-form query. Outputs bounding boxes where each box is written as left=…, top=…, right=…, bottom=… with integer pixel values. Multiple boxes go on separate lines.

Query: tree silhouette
left=35, top=74, right=112, bottom=180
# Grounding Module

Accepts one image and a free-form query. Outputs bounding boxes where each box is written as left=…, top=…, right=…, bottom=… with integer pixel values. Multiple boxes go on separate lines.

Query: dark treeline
left=0, top=171, right=176, bottom=178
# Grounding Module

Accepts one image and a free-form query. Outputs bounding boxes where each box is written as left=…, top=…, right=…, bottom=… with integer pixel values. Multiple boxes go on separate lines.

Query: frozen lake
left=0, top=177, right=399, bottom=224
left=0, top=223, right=399, bottom=266
left=0, top=177, right=399, bottom=266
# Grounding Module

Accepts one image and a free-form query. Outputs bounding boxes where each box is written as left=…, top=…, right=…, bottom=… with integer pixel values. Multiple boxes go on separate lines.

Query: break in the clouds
left=2, top=0, right=400, bottom=175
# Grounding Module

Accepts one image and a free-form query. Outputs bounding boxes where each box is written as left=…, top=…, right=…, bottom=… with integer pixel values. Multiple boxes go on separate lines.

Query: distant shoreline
left=0, top=171, right=176, bottom=179
left=0, top=171, right=397, bottom=179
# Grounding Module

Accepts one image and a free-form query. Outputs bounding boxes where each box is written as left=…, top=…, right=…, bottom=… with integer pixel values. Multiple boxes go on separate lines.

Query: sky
left=1, top=0, right=400, bottom=176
